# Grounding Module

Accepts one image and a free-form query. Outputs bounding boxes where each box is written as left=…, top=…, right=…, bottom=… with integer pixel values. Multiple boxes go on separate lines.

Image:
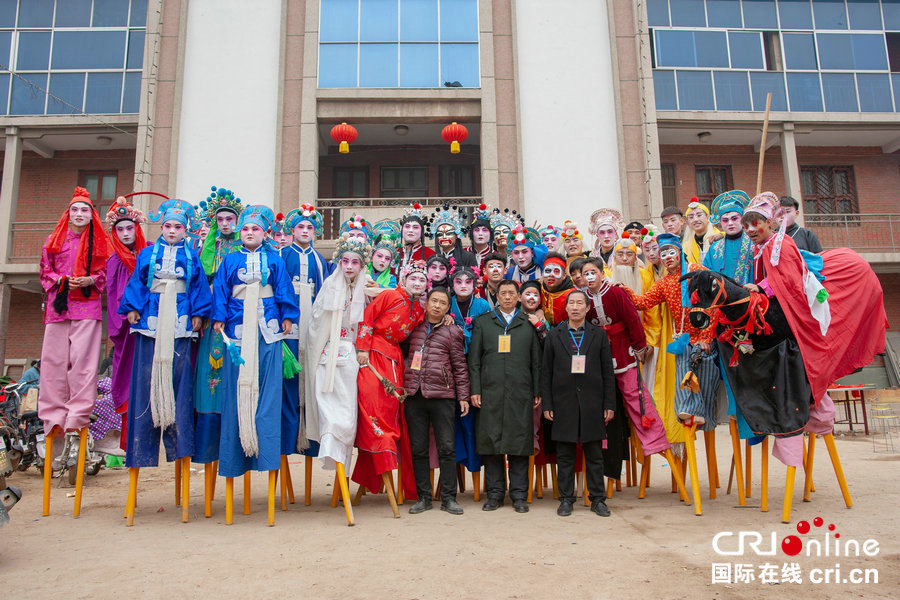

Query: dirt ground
left=3, top=426, right=899, bottom=599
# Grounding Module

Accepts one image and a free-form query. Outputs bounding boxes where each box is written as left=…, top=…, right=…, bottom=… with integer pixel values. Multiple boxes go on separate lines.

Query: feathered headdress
left=201, top=186, right=243, bottom=222
left=401, top=202, right=427, bottom=226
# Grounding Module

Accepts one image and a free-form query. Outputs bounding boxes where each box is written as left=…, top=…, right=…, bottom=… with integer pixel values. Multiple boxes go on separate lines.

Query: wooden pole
left=42, top=432, right=54, bottom=517
left=73, top=427, right=88, bottom=517
left=755, top=92, right=773, bottom=196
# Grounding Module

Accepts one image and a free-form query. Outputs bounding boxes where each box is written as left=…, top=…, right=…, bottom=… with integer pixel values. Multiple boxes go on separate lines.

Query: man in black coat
left=541, top=290, right=616, bottom=517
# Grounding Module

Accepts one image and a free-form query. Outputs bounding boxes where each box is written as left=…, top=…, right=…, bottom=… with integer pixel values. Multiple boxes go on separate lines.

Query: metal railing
left=317, top=196, right=483, bottom=239
left=805, top=213, right=899, bottom=254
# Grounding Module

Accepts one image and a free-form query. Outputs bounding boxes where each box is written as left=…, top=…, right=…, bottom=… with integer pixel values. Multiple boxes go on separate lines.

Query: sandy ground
left=3, top=426, right=899, bottom=599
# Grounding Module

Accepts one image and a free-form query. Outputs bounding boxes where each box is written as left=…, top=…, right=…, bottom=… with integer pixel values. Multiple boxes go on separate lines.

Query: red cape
left=763, top=236, right=887, bottom=404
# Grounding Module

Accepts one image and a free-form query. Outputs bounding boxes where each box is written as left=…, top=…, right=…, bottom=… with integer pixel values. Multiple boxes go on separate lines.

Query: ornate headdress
left=105, top=195, right=147, bottom=274
left=588, top=208, right=625, bottom=237
left=711, top=190, right=751, bottom=224
left=339, top=214, right=373, bottom=240
left=285, top=203, right=324, bottom=236
left=686, top=196, right=710, bottom=216
left=507, top=223, right=541, bottom=249
left=471, top=202, right=492, bottom=223
left=427, top=203, right=467, bottom=238
left=400, top=259, right=427, bottom=280
left=561, top=220, right=582, bottom=240
left=614, top=233, right=639, bottom=254
left=489, top=207, right=523, bottom=231
left=640, top=223, right=659, bottom=246
left=149, top=199, right=198, bottom=229
left=371, top=219, right=401, bottom=261
left=200, top=186, right=243, bottom=223
left=332, top=232, right=372, bottom=264
left=538, top=224, right=561, bottom=239
left=238, top=204, right=275, bottom=232
left=105, top=195, right=146, bottom=229
left=272, top=212, right=287, bottom=235
left=401, top=202, right=427, bottom=226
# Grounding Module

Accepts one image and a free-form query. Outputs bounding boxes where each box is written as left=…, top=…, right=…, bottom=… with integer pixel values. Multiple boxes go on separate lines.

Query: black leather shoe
left=513, top=499, right=529, bottom=513
left=591, top=500, right=611, bottom=517
left=557, top=500, right=573, bottom=516
left=482, top=498, right=503, bottom=511
left=440, top=498, right=464, bottom=515
left=408, top=499, right=432, bottom=514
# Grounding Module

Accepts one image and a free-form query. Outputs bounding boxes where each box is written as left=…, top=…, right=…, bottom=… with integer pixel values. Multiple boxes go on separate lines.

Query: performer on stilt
left=395, top=203, right=434, bottom=277
left=588, top=208, right=624, bottom=270
left=505, top=224, right=547, bottom=283
left=466, top=203, right=495, bottom=270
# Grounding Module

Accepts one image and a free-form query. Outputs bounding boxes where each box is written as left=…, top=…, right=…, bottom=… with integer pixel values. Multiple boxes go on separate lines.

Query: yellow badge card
left=411, top=350, right=423, bottom=370
left=498, top=335, right=511, bottom=353
left=571, top=355, right=586, bottom=374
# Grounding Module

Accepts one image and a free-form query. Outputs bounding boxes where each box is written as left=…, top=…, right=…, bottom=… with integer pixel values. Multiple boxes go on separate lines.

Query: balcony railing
left=317, top=196, right=483, bottom=240
left=805, top=214, right=900, bottom=254
left=9, top=221, right=56, bottom=263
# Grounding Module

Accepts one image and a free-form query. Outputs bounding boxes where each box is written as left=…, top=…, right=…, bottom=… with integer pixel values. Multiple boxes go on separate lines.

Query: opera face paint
left=542, top=263, right=565, bottom=288
left=643, top=240, right=660, bottom=265
left=347, top=229, right=368, bottom=242
left=371, top=248, right=393, bottom=273
left=520, top=288, right=541, bottom=312
left=69, top=202, right=92, bottom=229
left=493, top=225, right=510, bottom=249
left=339, top=253, right=363, bottom=281
left=580, top=263, right=602, bottom=292
left=542, top=233, right=560, bottom=252
left=659, top=246, right=681, bottom=273
left=511, top=246, right=533, bottom=269
left=162, top=221, right=186, bottom=245
left=198, top=224, right=210, bottom=242
left=427, top=261, right=448, bottom=282
left=293, top=221, right=315, bottom=246
left=436, top=224, right=457, bottom=251
left=485, top=260, right=505, bottom=283
left=452, top=275, right=474, bottom=299
left=597, top=226, right=617, bottom=251
left=402, top=221, right=422, bottom=245
left=472, top=225, right=491, bottom=247
left=405, top=272, right=428, bottom=297
left=240, top=223, right=266, bottom=250
left=114, top=221, right=136, bottom=246
left=743, top=215, right=774, bottom=244
left=720, top=211, right=743, bottom=236
left=216, top=212, right=237, bottom=235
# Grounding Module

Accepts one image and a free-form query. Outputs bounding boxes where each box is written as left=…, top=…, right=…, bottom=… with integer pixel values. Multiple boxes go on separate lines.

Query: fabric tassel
left=148, top=280, right=178, bottom=429
left=235, top=283, right=261, bottom=457
left=282, top=341, right=302, bottom=379
left=52, top=277, right=69, bottom=315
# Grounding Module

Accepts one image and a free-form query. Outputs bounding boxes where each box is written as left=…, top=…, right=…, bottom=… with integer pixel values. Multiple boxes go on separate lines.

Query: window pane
left=729, top=32, right=763, bottom=69
left=695, top=170, right=711, bottom=195
left=130, top=0, right=148, bottom=27
left=320, top=0, right=359, bottom=42
left=714, top=71, right=751, bottom=110
left=400, top=43, right=437, bottom=86
left=83, top=175, right=99, bottom=200
left=18, top=0, right=53, bottom=27
left=676, top=70, right=714, bottom=109
left=0, top=73, right=9, bottom=115
left=0, top=31, right=11, bottom=69
left=750, top=71, right=787, bottom=110
left=813, top=0, right=848, bottom=29
left=742, top=0, right=777, bottom=29
left=669, top=0, right=705, bottom=26
left=122, top=71, right=141, bottom=112
left=85, top=72, right=123, bottom=113
left=655, top=30, right=696, bottom=67
left=850, top=34, right=888, bottom=69
left=647, top=0, right=669, bottom=27
left=55, top=0, right=92, bottom=27
left=695, top=31, right=728, bottom=68
left=885, top=0, right=900, bottom=30
left=318, top=44, right=358, bottom=87
left=47, top=72, right=85, bottom=114
left=817, top=33, right=852, bottom=69
left=787, top=72, right=823, bottom=111
left=778, top=0, right=813, bottom=29
left=101, top=175, right=118, bottom=200
left=352, top=170, right=367, bottom=196
left=0, top=0, right=15, bottom=27
left=361, top=0, right=398, bottom=42
left=400, top=0, right=438, bottom=41
left=856, top=73, right=893, bottom=111
left=822, top=73, right=858, bottom=111
left=707, top=0, right=742, bottom=27
left=10, top=73, right=47, bottom=114
left=127, top=31, right=145, bottom=69
left=52, top=31, right=127, bottom=69
left=335, top=170, right=350, bottom=196
left=441, top=43, right=479, bottom=87
left=17, top=32, right=51, bottom=70
left=847, top=0, right=882, bottom=30
left=93, top=0, right=129, bottom=26
left=893, top=74, right=900, bottom=111
left=653, top=70, right=677, bottom=109
left=441, top=0, right=478, bottom=41
left=359, top=43, right=397, bottom=87
left=800, top=170, right=815, bottom=196
left=782, top=33, right=817, bottom=70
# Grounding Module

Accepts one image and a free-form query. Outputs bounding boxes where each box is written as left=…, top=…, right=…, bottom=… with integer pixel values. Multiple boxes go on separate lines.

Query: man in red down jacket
left=403, top=286, right=471, bottom=516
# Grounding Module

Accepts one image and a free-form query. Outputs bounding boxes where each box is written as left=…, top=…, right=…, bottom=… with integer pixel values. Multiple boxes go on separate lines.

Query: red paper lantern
left=441, top=122, right=468, bottom=154
left=330, top=122, right=358, bottom=154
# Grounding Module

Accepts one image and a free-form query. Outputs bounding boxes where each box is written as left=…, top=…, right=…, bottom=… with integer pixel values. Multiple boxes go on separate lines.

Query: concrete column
left=298, top=0, right=319, bottom=205
left=780, top=123, right=805, bottom=226
left=0, top=127, right=23, bottom=265
left=0, top=283, right=10, bottom=373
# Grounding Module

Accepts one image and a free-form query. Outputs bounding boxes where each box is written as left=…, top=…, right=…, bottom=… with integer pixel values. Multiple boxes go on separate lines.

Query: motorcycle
left=0, top=397, right=22, bottom=526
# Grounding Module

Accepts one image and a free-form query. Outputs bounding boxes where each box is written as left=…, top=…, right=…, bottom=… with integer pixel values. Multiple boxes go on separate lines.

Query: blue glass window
left=714, top=71, right=752, bottom=110
left=56, top=0, right=93, bottom=27
left=85, top=72, right=122, bottom=113
left=647, top=0, right=669, bottom=27
left=778, top=0, right=813, bottom=29
left=782, top=33, right=817, bottom=70
left=52, top=31, right=127, bottom=70
left=847, top=0, right=882, bottom=30
left=750, top=72, right=787, bottom=110
left=885, top=0, right=900, bottom=30
left=127, top=31, right=145, bottom=70
left=130, top=0, right=148, bottom=27
left=742, top=0, right=777, bottom=29
left=361, top=0, right=398, bottom=42
left=813, top=0, right=848, bottom=29
left=0, top=31, right=9, bottom=68
left=93, top=0, right=129, bottom=27
left=821, top=73, right=858, bottom=111
left=319, top=44, right=358, bottom=87
left=892, top=74, right=900, bottom=110
left=653, top=70, right=677, bottom=109
left=655, top=30, right=696, bottom=67
left=669, top=0, right=705, bottom=27
left=11, top=73, right=47, bottom=114
left=696, top=31, right=729, bottom=68
left=400, top=43, right=437, bottom=86
left=320, top=0, right=358, bottom=42
left=676, top=70, right=715, bottom=109
left=0, top=73, right=8, bottom=114
left=440, top=0, right=478, bottom=41
left=18, top=0, right=53, bottom=27
left=17, top=32, right=51, bottom=70
left=706, top=0, right=742, bottom=27
left=400, top=0, right=438, bottom=41
left=122, top=71, right=142, bottom=113
left=856, top=73, right=893, bottom=111
left=729, top=32, right=763, bottom=69
left=818, top=33, right=888, bottom=70
left=787, top=72, right=823, bottom=111
left=359, top=43, right=398, bottom=87
left=441, top=43, right=479, bottom=87
left=47, top=72, right=85, bottom=114
left=0, top=0, right=15, bottom=28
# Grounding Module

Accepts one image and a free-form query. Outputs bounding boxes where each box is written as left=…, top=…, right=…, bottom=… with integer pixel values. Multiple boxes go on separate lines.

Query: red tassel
left=641, top=415, right=655, bottom=429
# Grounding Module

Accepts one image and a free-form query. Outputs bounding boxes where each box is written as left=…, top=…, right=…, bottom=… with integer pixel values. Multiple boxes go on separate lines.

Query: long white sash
left=148, top=279, right=179, bottom=429
left=237, top=281, right=261, bottom=457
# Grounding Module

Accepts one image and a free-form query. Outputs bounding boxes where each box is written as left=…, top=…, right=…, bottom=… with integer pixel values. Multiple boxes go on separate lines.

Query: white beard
left=610, top=264, right=642, bottom=293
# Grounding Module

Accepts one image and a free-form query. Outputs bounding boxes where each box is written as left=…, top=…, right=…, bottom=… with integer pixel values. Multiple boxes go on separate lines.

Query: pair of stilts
left=41, top=427, right=89, bottom=518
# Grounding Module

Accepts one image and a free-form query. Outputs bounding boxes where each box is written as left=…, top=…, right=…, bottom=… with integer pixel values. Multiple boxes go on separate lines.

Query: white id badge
left=571, top=355, right=586, bottom=374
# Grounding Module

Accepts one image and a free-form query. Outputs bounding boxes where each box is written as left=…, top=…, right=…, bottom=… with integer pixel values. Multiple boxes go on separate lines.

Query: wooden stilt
left=432, top=469, right=439, bottom=499
left=727, top=457, right=734, bottom=495
left=383, top=472, right=400, bottom=518
left=803, top=433, right=816, bottom=502
left=396, top=460, right=404, bottom=505
left=684, top=423, right=702, bottom=516
left=672, top=454, right=686, bottom=501
left=583, top=465, right=590, bottom=506
left=225, top=477, right=234, bottom=525
left=73, top=427, right=88, bottom=517
left=267, top=470, right=277, bottom=526
left=472, top=470, right=481, bottom=502
left=728, top=418, right=746, bottom=506
left=125, top=467, right=139, bottom=526
left=551, top=463, right=559, bottom=500
left=331, top=471, right=340, bottom=508
left=279, top=456, right=287, bottom=511
left=352, top=484, right=366, bottom=506
left=705, top=430, right=718, bottom=499
left=535, top=463, right=543, bottom=499
left=671, top=470, right=677, bottom=493
left=204, top=462, right=213, bottom=518
left=606, top=477, right=614, bottom=499
left=527, top=455, right=535, bottom=503
left=745, top=440, right=752, bottom=498
left=175, top=458, right=182, bottom=506
left=457, top=463, right=466, bottom=493
left=761, top=437, right=769, bottom=512
left=42, top=432, right=54, bottom=517
left=782, top=466, right=796, bottom=523
left=629, top=442, right=637, bottom=487
left=336, top=462, right=355, bottom=526
left=304, top=456, right=312, bottom=506
left=616, top=477, right=622, bottom=492
left=638, top=454, right=650, bottom=499
left=243, top=472, right=251, bottom=515
left=663, top=449, right=691, bottom=506
left=823, top=433, right=852, bottom=508
left=181, top=457, right=190, bottom=523
left=284, top=456, right=295, bottom=504
left=803, top=436, right=816, bottom=493
left=211, top=461, right=218, bottom=500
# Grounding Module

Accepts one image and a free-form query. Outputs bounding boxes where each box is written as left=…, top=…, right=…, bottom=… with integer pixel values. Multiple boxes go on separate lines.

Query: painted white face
left=581, top=263, right=602, bottom=289
left=614, top=248, right=637, bottom=267
left=240, top=223, right=266, bottom=249
left=405, top=272, right=428, bottom=297
left=659, top=246, right=681, bottom=272
left=114, top=220, right=136, bottom=246
left=339, top=252, right=363, bottom=280
left=542, top=233, right=560, bottom=251
left=542, top=263, right=565, bottom=287
left=402, top=221, right=422, bottom=244
left=436, top=224, right=457, bottom=250
left=520, top=288, right=541, bottom=311
left=427, top=261, right=448, bottom=282
left=69, top=202, right=92, bottom=227
left=162, top=221, right=186, bottom=245
left=198, top=224, right=210, bottom=242
left=719, top=211, right=743, bottom=236
left=472, top=225, right=491, bottom=246
left=216, top=212, right=237, bottom=235
left=485, top=260, right=505, bottom=281
left=493, top=225, right=510, bottom=247
left=452, top=274, right=474, bottom=298
left=510, top=246, right=533, bottom=268
left=293, top=221, right=315, bottom=245
left=597, top=226, right=617, bottom=250
left=371, top=248, right=393, bottom=272
left=347, top=229, right=368, bottom=241
left=643, top=240, right=660, bottom=264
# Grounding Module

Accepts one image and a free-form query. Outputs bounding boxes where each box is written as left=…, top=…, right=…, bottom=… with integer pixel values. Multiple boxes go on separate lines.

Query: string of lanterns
left=328, top=122, right=469, bottom=154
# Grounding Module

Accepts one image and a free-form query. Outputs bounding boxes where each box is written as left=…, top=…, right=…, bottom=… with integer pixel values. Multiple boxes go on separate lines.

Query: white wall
left=515, top=0, right=621, bottom=249
left=175, top=0, right=281, bottom=209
